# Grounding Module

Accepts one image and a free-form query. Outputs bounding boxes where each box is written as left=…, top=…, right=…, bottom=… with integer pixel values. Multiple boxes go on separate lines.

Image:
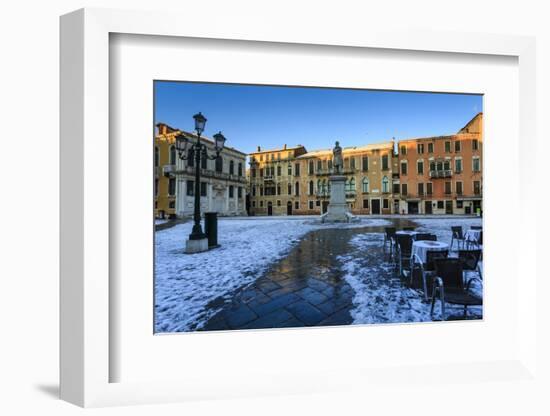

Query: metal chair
left=383, top=227, right=397, bottom=257
left=411, top=249, right=448, bottom=301
left=395, top=234, right=413, bottom=277
left=450, top=226, right=466, bottom=251
left=430, top=258, right=482, bottom=320
left=458, top=249, right=482, bottom=280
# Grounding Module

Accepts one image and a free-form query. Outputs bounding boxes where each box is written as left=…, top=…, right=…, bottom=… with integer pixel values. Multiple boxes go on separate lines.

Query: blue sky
left=154, top=81, right=482, bottom=154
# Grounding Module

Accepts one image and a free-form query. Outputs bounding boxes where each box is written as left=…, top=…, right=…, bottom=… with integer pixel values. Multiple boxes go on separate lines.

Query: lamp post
left=175, top=112, right=226, bottom=252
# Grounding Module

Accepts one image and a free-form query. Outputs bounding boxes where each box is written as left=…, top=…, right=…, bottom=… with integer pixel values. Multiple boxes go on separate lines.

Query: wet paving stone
left=201, top=217, right=419, bottom=331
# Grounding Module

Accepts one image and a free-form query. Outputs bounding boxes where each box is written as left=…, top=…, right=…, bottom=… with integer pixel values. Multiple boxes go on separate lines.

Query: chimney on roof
left=283, top=144, right=287, bottom=150
left=257, top=146, right=261, bottom=152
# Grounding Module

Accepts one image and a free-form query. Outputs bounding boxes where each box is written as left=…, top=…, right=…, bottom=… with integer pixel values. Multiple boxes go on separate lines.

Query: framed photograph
left=60, top=8, right=538, bottom=408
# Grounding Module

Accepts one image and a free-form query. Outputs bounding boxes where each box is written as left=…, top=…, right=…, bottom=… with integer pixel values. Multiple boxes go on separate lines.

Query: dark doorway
left=322, top=201, right=329, bottom=214
left=473, top=200, right=481, bottom=215
left=371, top=199, right=381, bottom=215
left=267, top=201, right=273, bottom=216
left=287, top=201, right=293, bottom=215
left=425, top=201, right=432, bottom=214
left=445, top=200, right=453, bottom=214
left=407, top=201, right=419, bottom=215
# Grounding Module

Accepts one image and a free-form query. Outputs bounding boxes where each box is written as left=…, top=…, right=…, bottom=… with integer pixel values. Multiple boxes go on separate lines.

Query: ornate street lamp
left=175, top=112, right=226, bottom=252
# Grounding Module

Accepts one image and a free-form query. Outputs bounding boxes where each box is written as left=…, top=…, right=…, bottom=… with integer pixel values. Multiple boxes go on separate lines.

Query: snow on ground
left=340, top=217, right=483, bottom=324
left=155, top=217, right=391, bottom=332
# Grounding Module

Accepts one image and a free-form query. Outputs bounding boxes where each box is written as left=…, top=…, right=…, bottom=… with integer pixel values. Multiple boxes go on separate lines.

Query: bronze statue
left=332, top=141, right=343, bottom=174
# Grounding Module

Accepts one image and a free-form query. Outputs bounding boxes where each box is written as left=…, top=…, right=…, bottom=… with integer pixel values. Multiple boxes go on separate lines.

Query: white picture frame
left=60, top=8, right=538, bottom=408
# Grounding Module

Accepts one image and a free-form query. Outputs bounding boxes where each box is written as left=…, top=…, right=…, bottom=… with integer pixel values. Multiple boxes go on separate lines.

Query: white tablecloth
left=395, top=230, right=417, bottom=237
left=411, top=240, right=449, bottom=264
left=464, top=229, right=482, bottom=243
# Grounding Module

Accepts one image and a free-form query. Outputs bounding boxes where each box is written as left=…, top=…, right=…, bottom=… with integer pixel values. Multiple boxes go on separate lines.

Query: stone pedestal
left=185, top=237, right=209, bottom=254
left=322, top=175, right=352, bottom=222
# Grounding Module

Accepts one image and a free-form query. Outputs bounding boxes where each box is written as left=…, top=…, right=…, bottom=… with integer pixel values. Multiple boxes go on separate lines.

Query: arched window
left=362, top=177, right=369, bottom=193
left=295, top=182, right=300, bottom=196
left=169, top=145, right=176, bottom=165
left=382, top=176, right=389, bottom=193
left=288, top=183, right=292, bottom=195
left=188, top=148, right=194, bottom=167
left=215, top=156, right=223, bottom=172
left=350, top=177, right=355, bottom=190
left=155, top=147, right=159, bottom=167
left=309, top=180, right=314, bottom=195
left=317, top=179, right=321, bottom=194
left=229, top=160, right=235, bottom=175
left=238, top=162, right=243, bottom=176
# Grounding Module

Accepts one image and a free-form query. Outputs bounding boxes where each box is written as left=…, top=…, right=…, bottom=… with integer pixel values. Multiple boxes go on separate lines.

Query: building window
left=294, top=163, right=300, bottom=176
left=169, top=200, right=176, bottom=209
left=186, top=180, right=194, bottom=196
left=316, top=200, right=321, bottom=207
left=259, top=168, right=264, bottom=177
left=260, top=186, right=263, bottom=196
left=277, top=200, right=281, bottom=207
left=277, top=184, right=281, bottom=195
left=200, top=182, right=207, bottom=197
left=309, top=180, right=314, bottom=195
left=252, top=185, right=256, bottom=196
left=288, top=183, right=292, bottom=195
left=393, top=183, right=400, bottom=194
left=455, top=158, right=463, bottom=173
left=362, top=156, right=368, bottom=171
left=428, top=142, right=434, bottom=153
left=168, top=178, right=176, bottom=196
left=457, top=200, right=463, bottom=209
left=362, top=199, right=369, bottom=209
left=473, top=157, right=480, bottom=172
left=362, top=177, right=369, bottom=193
left=456, top=181, right=463, bottom=195
left=382, top=155, right=389, bottom=170
left=401, top=161, right=408, bottom=175
left=155, top=178, right=159, bottom=196
left=277, top=165, right=281, bottom=176
left=445, top=141, right=451, bottom=153
left=417, top=143, right=424, bottom=154
left=444, top=181, right=452, bottom=195
left=260, top=200, right=263, bottom=207
left=383, top=199, right=389, bottom=209
left=228, top=161, right=234, bottom=175
left=417, top=160, right=424, bottom=175
left=350, top=157, right=356, bottom=170
left=238, top=162, right=243, bottom=176
left=155, top=146, right=159, bottom=167
left=309, top=200, right=314, bottom=210
left=443, top=160, right=451, bottom=171
left=295, top=182, right=300, bottom=196
left=252, top=201, right=256, bottom=208
left=472, top=139, right=479, bottom=150
left=188, top=149, right=194, bottom=167
left=437, top=201, right=444, bottom=209
left=316, top=160, right=322, bottom=172
left=229, top=185, right=234, bottom=198
left=251, top=168, right=256, bottom=178
left=169, top=145, right=176, bottom=165
left=201, top=155, right=207, bottom=169
left=427, top=182, right=433, bottom=195
left=474, top=181, right=481, bottom=195
left=309, top=160, right=314, bottom=175
left=400, top=145, right=407, bottom=155
left=288, top=164, right=292, bottom=175
left=215, top=156, right=223, bottom=172
left=382, top=176, right=389, bottom=193
left=238, top=187, right=243, bottom=198
left=295, top=201, right=299, bottom=209
left=454, top=141, right=461, bottom=152
left=401, top=183, right=408, bottom=196
left=418, top=183, right=424, bottom=196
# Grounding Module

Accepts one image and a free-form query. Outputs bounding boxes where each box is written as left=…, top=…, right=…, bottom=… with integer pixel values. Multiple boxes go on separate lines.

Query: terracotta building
left=396, top=113, right=483, bottom=215
left=155, top=123, right=248, bottom=218
left=248, top=142, right=398, bottom=216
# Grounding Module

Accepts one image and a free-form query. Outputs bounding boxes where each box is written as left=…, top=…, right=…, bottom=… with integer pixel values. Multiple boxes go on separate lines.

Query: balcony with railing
left=429, top=169, right=453, bottom=179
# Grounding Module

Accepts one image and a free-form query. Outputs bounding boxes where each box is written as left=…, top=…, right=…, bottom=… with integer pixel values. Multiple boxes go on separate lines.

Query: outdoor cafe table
left=464, top=229, right=482, bottom=244
left=411, top=240, right=449, bottom=264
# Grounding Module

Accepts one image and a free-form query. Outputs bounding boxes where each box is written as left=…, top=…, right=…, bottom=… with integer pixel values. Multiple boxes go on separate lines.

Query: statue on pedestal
left=332, top=141, right=343, bottom=175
